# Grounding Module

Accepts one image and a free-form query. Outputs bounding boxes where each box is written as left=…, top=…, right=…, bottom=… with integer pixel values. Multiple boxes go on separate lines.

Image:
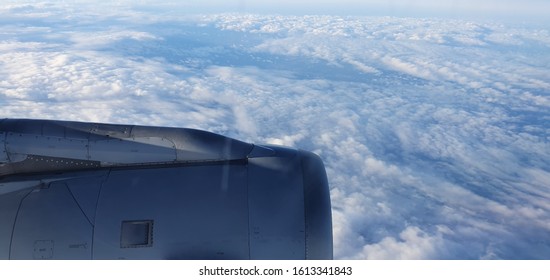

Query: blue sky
left=1, top=1, right=550, bottom=259
left=126, top=0, right=550, bottom=23
left=6, top=0, right=550, bottom=20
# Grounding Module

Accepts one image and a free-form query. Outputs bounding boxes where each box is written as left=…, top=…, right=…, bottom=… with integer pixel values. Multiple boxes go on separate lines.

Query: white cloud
left=1, top=5, right=550, bottom=259
left=358, top=226, right=450, bottom=260
left=69, top=30, right=160, bottom=49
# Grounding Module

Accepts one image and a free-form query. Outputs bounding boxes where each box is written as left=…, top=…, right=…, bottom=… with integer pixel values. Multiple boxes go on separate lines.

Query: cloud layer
left=1, top=3, right=550, bottom=259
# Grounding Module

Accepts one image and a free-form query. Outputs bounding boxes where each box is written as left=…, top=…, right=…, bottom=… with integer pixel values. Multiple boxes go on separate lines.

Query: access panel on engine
left=92, top=163, right=249, bottom=259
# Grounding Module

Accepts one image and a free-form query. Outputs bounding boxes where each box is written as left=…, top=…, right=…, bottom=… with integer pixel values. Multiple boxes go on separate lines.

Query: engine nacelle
left=0, top=119, right=332, bottom=259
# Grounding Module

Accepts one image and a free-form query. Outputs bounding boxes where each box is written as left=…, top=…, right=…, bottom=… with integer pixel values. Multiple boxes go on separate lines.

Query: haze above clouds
left=1, top=2, right=549, bottom=259
left=130, top=0, right=550, bottom=23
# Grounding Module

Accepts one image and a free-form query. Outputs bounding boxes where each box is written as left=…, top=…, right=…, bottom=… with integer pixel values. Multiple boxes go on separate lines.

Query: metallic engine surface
left=0, top=119, right=332, bottom=259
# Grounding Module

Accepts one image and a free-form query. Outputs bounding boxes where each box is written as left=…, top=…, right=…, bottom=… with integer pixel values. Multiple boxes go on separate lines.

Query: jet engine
left=0, top=119, right=332, bottom=259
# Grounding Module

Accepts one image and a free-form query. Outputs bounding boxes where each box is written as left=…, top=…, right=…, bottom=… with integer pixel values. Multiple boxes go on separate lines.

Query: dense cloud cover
left=1, top=3, right=549, bottom=259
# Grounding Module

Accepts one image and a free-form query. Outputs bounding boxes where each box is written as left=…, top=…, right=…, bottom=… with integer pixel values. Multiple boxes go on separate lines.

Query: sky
left=4, top=0, right=550, bottom=21
left=1, top=1, right=550, bottom=259
left=127, top=0, right=550, bottom=23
